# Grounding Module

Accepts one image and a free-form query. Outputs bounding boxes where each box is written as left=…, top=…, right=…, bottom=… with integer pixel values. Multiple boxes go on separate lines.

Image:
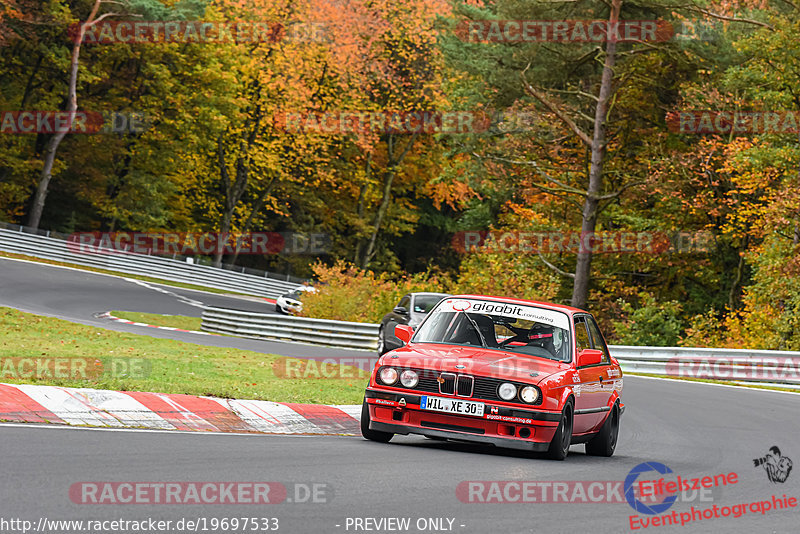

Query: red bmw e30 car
left=361, top=295, right=624, bottom=460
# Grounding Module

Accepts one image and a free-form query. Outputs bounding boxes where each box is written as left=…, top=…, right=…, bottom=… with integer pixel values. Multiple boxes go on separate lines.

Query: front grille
left=416, top=377, right=440, bottom=393
left=439, top=372, right=456, bottom=394
left=473, top=380, right=500, bottom=400
left=376, top=366, right=542, bottom=405
left=456, top=375, right=474, bottom=397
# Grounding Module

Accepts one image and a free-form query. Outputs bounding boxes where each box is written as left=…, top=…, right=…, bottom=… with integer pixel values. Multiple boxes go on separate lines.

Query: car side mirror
left=578, top=348, right=603, bottom=367
left=395, top=324, right=414, bottom=344
left=393, top=306, right=409, bottom=315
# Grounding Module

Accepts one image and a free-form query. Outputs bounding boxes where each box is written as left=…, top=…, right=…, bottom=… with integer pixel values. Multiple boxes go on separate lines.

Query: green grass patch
left=111, top=311, right=203, bottom=331
left=0, top=307, right=366, bottom=404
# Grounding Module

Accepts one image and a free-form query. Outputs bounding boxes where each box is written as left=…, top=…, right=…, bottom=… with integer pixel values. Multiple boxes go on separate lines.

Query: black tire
left=546, top=400, right=573, bottom=461
left=377, top=326, right=387, bottom=355
left=274, top=303, right=284, bottom=314
left=360, top=399, right=393, bottom=443
left=585, top=403, right=619, bottom=457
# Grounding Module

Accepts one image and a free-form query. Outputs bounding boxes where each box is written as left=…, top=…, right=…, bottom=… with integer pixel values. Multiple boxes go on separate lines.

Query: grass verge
left=625, top=372, right=799, bottom=393
left=111, top=311, right=203, bottom=331
left=0, top=307, right=366, bottom=404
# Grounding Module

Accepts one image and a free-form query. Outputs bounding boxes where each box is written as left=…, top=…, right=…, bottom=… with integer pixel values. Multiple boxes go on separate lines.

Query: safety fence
left=0, top=224, right=302, bottom=298
left=201, top=306, right=380, bottom=350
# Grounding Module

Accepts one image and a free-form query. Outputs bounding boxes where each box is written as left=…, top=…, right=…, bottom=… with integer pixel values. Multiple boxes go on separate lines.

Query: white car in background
left=275, top=286, right=316, bottom=314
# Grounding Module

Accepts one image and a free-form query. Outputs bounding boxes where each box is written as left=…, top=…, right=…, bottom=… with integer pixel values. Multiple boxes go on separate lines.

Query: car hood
left=381, top=343, right=569, bottom=385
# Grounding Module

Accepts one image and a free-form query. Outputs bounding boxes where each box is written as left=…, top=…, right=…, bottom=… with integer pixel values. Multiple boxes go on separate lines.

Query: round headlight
left=400, top=369, right=419, bottom=388
left=520, top=386, right=539, bottom=404
left=379, top=367, right=398, bottom=385
left=498, top=382, right=517, bottom=401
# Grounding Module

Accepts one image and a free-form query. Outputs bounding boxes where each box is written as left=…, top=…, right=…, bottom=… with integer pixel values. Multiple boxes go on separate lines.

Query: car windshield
left=412, top=298, right=572, bottom=362
left=284, top=290, right=303, bottom=300
left=412, top=295, right=445, bottom=314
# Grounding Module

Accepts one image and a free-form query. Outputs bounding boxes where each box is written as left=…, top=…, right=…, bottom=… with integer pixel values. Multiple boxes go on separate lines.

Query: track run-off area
left=1, top=257, right=798, bottom=533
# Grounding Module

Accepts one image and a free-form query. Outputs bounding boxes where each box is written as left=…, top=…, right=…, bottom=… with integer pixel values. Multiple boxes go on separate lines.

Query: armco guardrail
left=201, top=307, right=380, bottom=350
left=199, top=309, right=800, bottom=388
left=609, top=345, right=800, bottom=389
left=0, top=225, right=302, bottom=298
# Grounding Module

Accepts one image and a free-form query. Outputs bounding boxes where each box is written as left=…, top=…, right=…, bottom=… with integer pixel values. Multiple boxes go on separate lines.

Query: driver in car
left=526, top=324, right=568, bottom=360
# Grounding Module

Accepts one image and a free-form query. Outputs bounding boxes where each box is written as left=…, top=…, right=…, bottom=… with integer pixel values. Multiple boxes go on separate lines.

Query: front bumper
left=276, top=300, right=301, bottom=314
left=365, top=388, right=561, bottom=452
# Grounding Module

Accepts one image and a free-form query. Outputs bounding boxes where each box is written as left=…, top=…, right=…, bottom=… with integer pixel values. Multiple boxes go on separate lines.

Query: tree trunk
left=213, top=211, right=234, bottom=269
left=359, top=133, right=418, bottom=268
left=212, top=136, right=250, bottom=268
left=227, top=177, right=277, bottom=266
left=570, top=0, right=621, bottom=310
left=212, top=103, right=262, bottom=268
left=795, top=131, right=800, bottom=246
left=27, top=0, right=105, bottom=230
left=353, top=155, right=371, bottom=263
left=360, top=169, right=396, bottom=268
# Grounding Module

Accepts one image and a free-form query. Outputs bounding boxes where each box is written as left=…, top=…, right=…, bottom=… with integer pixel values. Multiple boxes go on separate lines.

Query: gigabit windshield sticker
left=438, top=299, right=570, bottom=330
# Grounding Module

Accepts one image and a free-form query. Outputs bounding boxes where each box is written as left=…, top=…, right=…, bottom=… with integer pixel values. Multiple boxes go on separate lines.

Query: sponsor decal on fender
left=485, top=415, right=534, bottom=424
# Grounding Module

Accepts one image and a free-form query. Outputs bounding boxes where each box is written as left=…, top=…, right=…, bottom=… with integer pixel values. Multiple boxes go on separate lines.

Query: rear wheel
left=585, top=403, right=619, bottom=457
left=546, top=400, right=573, bottom=461
left=360, top=399, right=393, bottom=443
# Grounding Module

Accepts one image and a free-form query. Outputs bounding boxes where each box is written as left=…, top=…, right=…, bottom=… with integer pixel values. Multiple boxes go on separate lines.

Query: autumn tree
left=439, top=0, right=702, bottom=309
left=26, top=0, right=130, bottom=229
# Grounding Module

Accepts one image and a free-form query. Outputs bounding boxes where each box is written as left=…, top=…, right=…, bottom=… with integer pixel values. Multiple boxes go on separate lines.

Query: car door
left=585, top=315, right=615, bottom=412
left=573, top=315, right=605, bottom=433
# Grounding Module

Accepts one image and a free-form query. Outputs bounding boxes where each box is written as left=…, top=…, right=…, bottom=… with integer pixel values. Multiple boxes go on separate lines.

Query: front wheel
left=546, top=400, right=573, bottom=461
left=585, top=403, right=619, bottom=457
left=360, top=399, right=393, bottom=443
left=377, top=326, right=386, bottom=355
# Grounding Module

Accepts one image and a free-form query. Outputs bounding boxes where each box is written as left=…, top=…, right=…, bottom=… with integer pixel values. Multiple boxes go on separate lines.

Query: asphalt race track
left=1, top=258, right=799, bottom=533
left=1, top=380, right=798, bottom=533
left=0, top=257, right=361, bottom=361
